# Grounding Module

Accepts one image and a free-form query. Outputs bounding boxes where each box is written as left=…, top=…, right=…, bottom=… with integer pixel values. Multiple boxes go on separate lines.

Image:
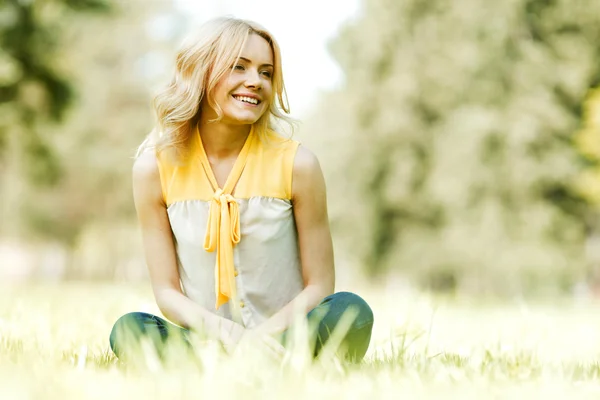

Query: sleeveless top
left=156, top=126, right=304, bottom=328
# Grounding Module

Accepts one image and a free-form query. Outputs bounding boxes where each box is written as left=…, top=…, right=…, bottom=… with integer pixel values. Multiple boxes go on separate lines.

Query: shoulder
left=133, top=150, right=160, bottom=183
left=261, top=129, right=301, bottom=150
left=293, top=145, right=321, bottom=174
left=132, top=150, right=164, bottom=205
left=292, top=145, right=326, bottom=201
left=260, top=128, right=306, bottom=169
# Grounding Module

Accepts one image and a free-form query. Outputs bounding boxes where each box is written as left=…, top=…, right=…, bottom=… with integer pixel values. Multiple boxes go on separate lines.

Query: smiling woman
left=108, top=17, right=374, bottom=363
left=206, top=35, right=274, bottom=126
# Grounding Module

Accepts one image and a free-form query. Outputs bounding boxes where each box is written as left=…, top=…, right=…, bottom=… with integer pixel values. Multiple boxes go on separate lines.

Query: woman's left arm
left=251, top=145, right=335, bottom=337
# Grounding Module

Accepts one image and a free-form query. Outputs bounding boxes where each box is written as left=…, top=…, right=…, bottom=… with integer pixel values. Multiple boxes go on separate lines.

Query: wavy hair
left=137, top=17, right=295, bottom=162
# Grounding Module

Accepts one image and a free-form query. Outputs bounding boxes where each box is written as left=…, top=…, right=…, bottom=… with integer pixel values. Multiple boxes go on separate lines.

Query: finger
left=261, top=336, right=285, bottom=357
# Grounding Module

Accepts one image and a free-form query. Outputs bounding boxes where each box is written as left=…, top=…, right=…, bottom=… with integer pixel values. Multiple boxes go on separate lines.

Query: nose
left=244, top=69, right=262, bottom=89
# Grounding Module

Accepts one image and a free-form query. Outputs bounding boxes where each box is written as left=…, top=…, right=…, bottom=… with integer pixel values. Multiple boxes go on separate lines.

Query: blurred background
left=2, top=0, right=600, bottom=299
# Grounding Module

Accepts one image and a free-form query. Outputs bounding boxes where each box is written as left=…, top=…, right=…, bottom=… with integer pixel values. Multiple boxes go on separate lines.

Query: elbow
left=153, top=286, right=178, bottom=317
left=309, top=280, right=334, bottom=300
left=324, top=284, right=335, bottom=298
left=321, top=279, right=335, bottom=297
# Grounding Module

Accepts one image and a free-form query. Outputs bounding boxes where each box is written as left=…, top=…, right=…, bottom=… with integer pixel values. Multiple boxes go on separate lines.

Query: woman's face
left=208, top=33, right=274, bottom=125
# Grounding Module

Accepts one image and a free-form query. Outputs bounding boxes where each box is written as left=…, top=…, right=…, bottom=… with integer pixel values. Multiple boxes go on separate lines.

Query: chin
left=223, top=115, right=257, bottom=125
left=223, top=109, right=264, bottom=125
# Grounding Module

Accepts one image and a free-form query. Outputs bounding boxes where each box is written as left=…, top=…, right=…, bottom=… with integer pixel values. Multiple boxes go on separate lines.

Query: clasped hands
left=221, top=323, right=286, bottom=359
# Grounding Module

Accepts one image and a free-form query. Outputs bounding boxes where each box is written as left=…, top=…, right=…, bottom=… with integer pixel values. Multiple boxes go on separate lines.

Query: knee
left=109, top=312, right=149, bottom=351
left=334, top=292, right=374, bottom=329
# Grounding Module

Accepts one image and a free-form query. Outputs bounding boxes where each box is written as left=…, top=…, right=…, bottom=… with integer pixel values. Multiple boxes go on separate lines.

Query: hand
left=218, top=320, right=246, bottom=354
left=234, top=328, right=286, bottom=360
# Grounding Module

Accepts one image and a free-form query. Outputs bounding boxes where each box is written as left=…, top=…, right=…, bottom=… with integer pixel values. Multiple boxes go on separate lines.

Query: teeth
left=234, top=95, right=258, bottom=105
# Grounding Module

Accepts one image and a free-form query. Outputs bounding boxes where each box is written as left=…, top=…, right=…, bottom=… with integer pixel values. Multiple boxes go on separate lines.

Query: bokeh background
left=3, top=0, right=600, bottom=300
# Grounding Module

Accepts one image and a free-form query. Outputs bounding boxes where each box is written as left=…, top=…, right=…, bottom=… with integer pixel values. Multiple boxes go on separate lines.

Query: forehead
left=240, top=33, right=273, bottom=65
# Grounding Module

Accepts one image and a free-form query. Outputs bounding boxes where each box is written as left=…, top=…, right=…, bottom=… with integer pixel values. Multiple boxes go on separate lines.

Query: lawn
left=1, top=282, right=600, bottom=399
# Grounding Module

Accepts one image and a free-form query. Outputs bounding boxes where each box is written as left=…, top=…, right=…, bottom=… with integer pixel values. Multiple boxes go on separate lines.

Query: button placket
left=234, top=245, right=246, bottom=320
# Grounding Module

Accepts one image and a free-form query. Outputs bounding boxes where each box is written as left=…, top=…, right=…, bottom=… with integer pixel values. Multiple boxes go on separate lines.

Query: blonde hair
left=137, top=17, right=295, bottom=161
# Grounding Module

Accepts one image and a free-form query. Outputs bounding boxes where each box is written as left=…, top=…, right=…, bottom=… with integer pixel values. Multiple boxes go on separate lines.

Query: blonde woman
left=109, top=17, right=374, bottom=363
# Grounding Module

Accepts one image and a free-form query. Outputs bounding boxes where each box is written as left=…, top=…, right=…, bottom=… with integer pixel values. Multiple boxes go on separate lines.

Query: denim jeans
left=109, top=291, right=374, bottom=363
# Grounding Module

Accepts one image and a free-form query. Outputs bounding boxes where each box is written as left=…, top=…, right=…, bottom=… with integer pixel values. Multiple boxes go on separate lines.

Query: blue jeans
left=109, top=291, right=374, bottom=363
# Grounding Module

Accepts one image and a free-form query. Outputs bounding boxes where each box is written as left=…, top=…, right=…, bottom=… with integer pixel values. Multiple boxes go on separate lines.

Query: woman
left=109, top=17, right=374, bottom=363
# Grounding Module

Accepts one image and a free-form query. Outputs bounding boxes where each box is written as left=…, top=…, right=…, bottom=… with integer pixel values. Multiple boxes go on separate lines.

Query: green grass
left=2, top=282, right=600, bottom=399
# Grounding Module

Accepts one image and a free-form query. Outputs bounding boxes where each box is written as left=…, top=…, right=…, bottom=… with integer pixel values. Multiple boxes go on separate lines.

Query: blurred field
left=1, top=283, right=600, bottom=399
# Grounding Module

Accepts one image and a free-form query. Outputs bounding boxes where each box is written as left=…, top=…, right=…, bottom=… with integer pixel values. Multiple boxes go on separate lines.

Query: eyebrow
left=239, top=57, right=273, bottom=68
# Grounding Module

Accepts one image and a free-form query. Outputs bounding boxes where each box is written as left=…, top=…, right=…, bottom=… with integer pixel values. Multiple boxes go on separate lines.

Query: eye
left=233, top=64, right=245, bottom=71
left=261, top=70, right=273, bottom=78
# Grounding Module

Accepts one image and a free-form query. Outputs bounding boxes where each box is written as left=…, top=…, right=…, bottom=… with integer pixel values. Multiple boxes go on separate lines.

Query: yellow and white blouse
left=157, top=126, right=304, bottom=328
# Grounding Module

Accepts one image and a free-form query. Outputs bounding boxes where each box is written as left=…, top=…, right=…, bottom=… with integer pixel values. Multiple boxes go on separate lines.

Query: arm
left=132, top=151, right=244, bottom=344
left=251, top=145, right=336, bottom=337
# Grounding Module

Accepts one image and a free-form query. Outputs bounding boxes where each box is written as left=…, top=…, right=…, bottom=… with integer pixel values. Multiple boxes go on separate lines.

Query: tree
left=304, top=0, right=600, bottom=295
left=0, top=0, right=110, bottom=186
left=575, top=88, right=600, bottom=206
left=1, top=0, right=186, bottom=280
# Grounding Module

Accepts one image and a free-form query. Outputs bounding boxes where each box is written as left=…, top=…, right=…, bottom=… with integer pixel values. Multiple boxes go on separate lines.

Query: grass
left=1, top=282, right=600, bottom=399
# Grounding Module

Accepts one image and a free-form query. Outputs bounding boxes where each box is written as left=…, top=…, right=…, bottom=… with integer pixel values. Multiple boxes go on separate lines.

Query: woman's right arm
left=132, top=151, right=244, bottom=346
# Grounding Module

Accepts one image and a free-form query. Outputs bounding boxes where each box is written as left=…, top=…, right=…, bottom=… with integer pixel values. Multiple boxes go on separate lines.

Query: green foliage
left=574, top=88, right=600, bottom=205
left=0, top=0, right=179, bottom=246
left=0, top=0, right=111, bottom=186
left=306, top=0, right=600, bottom=294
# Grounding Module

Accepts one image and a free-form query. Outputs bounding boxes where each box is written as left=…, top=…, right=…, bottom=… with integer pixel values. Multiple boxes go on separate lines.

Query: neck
left=196, top=118, right=252, bottom=160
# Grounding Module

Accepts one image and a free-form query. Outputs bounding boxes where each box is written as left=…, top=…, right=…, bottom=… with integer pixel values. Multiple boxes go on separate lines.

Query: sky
left=173, top=0, right=361, bottom=118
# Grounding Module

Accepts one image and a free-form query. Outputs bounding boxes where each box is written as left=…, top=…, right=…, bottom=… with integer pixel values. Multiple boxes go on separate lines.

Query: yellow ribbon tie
left=204, top=188, right=241, bottom=309
left=196, top=125, right=254, bottom=310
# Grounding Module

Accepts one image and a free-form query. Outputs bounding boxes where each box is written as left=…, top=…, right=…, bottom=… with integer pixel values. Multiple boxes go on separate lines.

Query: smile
left=232, top=95, right=260, bottom=106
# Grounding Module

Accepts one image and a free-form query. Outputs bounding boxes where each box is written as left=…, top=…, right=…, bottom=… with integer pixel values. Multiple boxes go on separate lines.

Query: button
left=234, top=269, right=239, bottom=277
left=239, top=301, right=245, bottom=308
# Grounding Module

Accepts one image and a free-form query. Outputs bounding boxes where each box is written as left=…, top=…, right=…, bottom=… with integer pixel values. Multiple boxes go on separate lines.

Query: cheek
left=216, top=85, right=230, bottom=103
left=213, top=76, right=234, bottom=101
left=262, top=83, right=274, bottom=103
